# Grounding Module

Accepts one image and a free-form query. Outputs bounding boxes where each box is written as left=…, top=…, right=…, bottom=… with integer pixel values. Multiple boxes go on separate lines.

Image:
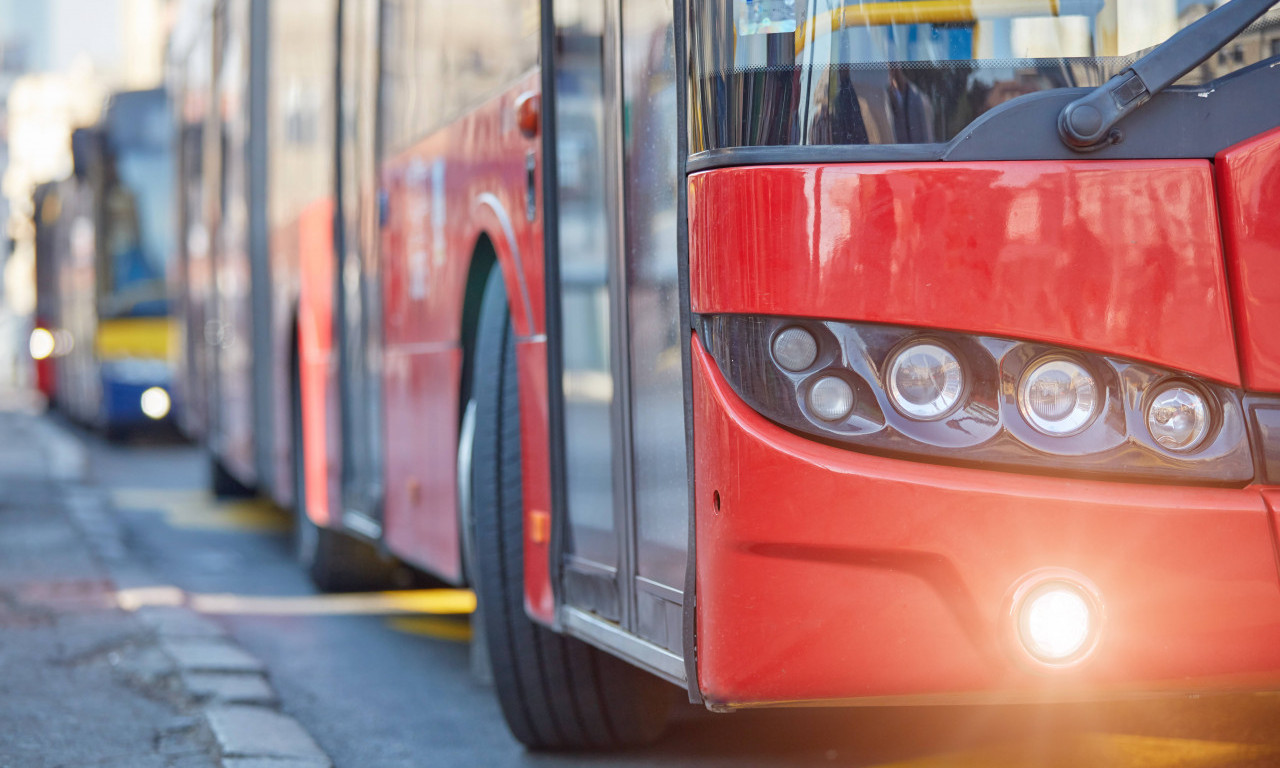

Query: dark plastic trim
left=675, top=0, right=703, bottom=706
left=699, top=314, right=1256, bottom=486
left=1247, top=401, right=1280, bottom=484
left=541, top=0, right=570, bottom=633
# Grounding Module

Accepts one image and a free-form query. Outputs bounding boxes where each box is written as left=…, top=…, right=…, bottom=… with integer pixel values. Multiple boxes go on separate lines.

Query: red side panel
left=517, top=339, right=554, bottom=622
left=1217, top=128, right=1280, bottom=393
left=33, top=317, right=56, bottom=399
left=689, top=161, right=1239, bottom=385
left=297, top=197, right=335, bottom=527
left=379, top=73, right=544, bottom=587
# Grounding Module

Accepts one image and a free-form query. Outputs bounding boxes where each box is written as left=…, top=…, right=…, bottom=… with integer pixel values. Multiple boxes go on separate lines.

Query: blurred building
left=0, top=0, right=170, bottom=387
left=1181, top=4, right=1280, bottom=81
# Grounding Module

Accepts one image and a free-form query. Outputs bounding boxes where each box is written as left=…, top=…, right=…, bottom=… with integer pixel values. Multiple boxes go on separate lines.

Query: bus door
left=548, top=0, right=688, bottom=676
left=335, top=0, right=385, bottom=536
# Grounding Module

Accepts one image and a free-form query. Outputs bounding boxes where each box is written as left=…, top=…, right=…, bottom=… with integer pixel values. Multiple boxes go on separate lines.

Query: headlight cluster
left=700, top=314, right=1254, bottom=484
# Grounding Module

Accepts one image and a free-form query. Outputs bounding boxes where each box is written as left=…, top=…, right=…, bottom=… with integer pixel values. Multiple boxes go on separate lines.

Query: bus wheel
left=290, top=361, right=394, bottom=593
left=470, top=268, right=671, bottom=750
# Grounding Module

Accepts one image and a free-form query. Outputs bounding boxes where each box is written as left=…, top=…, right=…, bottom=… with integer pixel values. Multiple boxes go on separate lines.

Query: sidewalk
left=0, top=394, right=329, bottom=768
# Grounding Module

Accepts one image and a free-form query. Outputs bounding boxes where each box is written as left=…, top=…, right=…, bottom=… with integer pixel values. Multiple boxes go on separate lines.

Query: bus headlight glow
left=140, top=387, right=171, bottom=420
left=1146, top=384, right=1210, bottom=452
left=886, top=342, right=963, bottom=420
left=1018, top=358, right=1097, bottom=436
left=29, top=328, right=55, bottom=361
left=1017, top=581, right=1096, bottom=665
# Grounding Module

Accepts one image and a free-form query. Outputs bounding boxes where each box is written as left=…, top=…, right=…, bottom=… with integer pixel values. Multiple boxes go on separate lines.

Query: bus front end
left=687, top=0, right=1280, bottom=707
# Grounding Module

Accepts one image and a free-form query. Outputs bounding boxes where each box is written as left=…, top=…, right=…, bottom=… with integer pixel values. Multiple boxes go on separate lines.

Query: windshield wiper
left=1059, top=0, right=1277, bottom=150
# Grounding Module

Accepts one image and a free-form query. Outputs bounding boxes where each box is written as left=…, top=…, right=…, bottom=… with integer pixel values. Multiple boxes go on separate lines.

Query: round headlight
left=140, top=387, right=171, bottom=420
left=772, top=326, right=818, bottom=372
left=1018, top=581, right=1096, bottom=665
left=808, top=375, right=855, bottom=422
left=1146, top=383, right=1210, bottom=452
left=885, top=342, right=963, bottom=420
left=29, top=328, right=55, bottom=361
left=1018, top=358, right=1097, bottom=436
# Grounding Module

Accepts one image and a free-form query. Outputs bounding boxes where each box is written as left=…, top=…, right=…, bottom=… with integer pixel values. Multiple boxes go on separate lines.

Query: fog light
left=1018, top=581, right=1094, bottom=664
left=1018, top=358, right=1097, bottom=436
left=140, top=387, right=171, bottom=420
left=808, top=375, right=854, bottom=422
left=772, top=327, right=818, bottom=372
left=885, top=342, right=963, bottom=420
left=29, top=328, right=55, bottom=361
left=1146, top=384, right=1209, bottom=452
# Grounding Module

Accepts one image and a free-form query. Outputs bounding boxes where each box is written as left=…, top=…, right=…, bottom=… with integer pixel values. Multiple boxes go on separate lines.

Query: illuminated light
left=1147, top=384, right=1210, bottom=452
left=140, top=387, right=171, bottom=420
left=886, top=342, right=963, bottom=419
left=29, top=328, right=55, bottom=361
left=1018, top=581, right=1095, bottom=664
left=772, top=326, right=819, bottom=372
left=808, top=375, right=855, bottom=421
left=1019, top=358, right=1097, bottom=436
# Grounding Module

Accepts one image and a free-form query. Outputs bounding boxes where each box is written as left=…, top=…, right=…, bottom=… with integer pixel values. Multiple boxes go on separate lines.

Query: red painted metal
left=1217, top=128, right=1280, bottom=393
left=693, top=336, right=1280, bottom=706
left=1264, top=489, right=1280, bottom=584
left=32, top=317, right=56, bottom=400
left=375, top=74, right=550, bottom=598
left=297, top=197, right=337, bottom=527
left=689, top=161, right=1240, bottom=386
left=517, top=339, right=554, bottom=622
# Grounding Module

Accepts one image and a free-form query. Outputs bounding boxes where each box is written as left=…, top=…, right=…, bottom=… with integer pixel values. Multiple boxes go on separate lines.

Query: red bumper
left=693, top=337, right=1280, bottom=707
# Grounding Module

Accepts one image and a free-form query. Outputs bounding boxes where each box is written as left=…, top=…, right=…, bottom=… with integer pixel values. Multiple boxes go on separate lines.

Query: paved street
left=5, top=393, right=1280, bottom=767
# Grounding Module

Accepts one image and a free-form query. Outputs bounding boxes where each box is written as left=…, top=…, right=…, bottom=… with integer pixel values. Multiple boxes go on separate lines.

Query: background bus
left=32, top=88, right=176, bottom=437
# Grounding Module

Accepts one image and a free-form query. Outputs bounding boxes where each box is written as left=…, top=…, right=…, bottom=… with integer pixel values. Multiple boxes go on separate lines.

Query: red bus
left=170, top=0, right=1280, bottom=750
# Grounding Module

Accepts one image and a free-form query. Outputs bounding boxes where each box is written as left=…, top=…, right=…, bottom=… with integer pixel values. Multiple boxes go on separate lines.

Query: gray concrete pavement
left=0, top=395, right=329, bottom=768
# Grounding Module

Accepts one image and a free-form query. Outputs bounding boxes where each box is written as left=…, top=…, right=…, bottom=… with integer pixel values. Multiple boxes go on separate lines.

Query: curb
left=45, top=418, right=334, bottom=768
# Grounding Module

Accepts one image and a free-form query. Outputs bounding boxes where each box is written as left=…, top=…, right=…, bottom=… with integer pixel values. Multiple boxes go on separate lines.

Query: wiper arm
left=1059, top=0, right=1277, bottom=150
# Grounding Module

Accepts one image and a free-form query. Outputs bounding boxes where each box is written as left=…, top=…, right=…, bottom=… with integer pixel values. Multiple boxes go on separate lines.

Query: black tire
left=470, top=269, right=672, bottom=750
left=290, top=347, right=395, bottom=593
left=210, top=453, right=254, bottom=498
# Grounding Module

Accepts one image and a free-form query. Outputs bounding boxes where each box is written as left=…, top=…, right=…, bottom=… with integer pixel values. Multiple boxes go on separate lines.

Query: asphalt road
left=68, top=424, right=1280, bottom=768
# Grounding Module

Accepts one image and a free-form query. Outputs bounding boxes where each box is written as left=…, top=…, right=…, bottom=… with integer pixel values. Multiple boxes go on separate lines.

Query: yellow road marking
left=189, top=589, right=476, bottom=616
left=386, top=616, right=473, bottom=643
left=112, top=489, right=291, bottom=533
left=117, top=586, right=475, bottom=618
left=876, top=733, right=1277, bottom=768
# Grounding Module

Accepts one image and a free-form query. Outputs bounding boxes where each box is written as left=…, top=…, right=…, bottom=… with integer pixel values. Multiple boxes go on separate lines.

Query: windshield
left=98, top=89, right=173, bottom=318
left=689, top=0, right=1280, bottom=151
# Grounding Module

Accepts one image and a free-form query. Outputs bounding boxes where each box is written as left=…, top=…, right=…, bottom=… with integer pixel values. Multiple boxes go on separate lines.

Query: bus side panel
left=381, top=130, right=461, bottom=582
left=1217, top=127, right=1280, bottom=393
left=688, top=161, right=1240, bottom=386
left=379, top=77, right=544, bottom=586
left=516, top=339, right=553, bottom=622
left=298, top=197, right=336, bottom=527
